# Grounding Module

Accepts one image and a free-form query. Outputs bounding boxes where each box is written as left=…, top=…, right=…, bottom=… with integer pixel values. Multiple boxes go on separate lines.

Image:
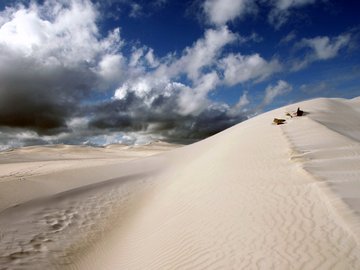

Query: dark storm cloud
left=0, top=52, right=98, bottom=135
left=84, top=91, right=246, bottom=143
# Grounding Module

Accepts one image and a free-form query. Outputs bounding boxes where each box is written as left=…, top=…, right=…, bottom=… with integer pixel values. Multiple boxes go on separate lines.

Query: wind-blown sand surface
left=0, top=142, right=179, bottom=212
left=1, top=97, right=360, bottom=269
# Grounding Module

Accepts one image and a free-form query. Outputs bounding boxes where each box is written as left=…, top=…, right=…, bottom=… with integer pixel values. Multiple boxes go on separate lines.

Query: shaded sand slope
left=283, top=97, right=360, bottom=237
left=0, top=142, right=179, bottom=211
left=1, top=98, right=360, bottom=269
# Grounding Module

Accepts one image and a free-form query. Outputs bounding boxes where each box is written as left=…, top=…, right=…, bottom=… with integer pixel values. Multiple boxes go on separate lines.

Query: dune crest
left=1, top=97, right=360, bottom=269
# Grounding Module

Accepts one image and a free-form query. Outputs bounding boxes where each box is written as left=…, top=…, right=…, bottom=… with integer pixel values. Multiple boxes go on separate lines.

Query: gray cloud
left=85, top=88, right=247, bottom=143
left=0, top=50, right=98, bottom=134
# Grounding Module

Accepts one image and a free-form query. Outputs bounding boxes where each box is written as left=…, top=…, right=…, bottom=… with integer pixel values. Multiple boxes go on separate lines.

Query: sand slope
left=283, top=97, right=360, bottom=238
left=1, top=98, right=360, bottom=269
left=0, top=142, right=179, bottom=212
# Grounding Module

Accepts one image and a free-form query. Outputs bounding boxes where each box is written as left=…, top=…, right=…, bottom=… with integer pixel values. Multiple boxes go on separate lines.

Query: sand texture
left=1, top=97, right=360, bottom=269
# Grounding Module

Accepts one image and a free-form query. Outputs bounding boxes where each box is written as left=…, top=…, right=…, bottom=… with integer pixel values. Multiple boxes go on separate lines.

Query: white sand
left=0, top=142, right=179, bottom=212
left=1, top=97, right=360, bottom=269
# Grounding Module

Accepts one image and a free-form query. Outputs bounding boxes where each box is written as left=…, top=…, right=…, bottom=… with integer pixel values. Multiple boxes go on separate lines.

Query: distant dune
left=1, top=97, right=360, bottom=269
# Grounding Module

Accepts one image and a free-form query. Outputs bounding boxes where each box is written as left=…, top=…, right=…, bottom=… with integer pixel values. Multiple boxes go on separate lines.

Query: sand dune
left=1, top=97, right=360, bottom=269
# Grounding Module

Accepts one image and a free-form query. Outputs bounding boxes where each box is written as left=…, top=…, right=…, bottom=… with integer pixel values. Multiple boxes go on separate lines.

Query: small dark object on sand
left=273, top=118, right=286, bottom=125
left=296, top=107, right=304, bottom=116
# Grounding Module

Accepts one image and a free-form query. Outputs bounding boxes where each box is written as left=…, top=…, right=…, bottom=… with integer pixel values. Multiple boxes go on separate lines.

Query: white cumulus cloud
left=97, top=54, right=125, bottom=86
left=261, top=80, right=292, bottom=107
left=177, top=72, right=219, bottom=115
left=0, top=0, right=103, bottom=65
left=168, top=26, right=237, bottom=81
left=203, top=0, right=256, bottom=26
left=220, top=53, right=282, bottom=86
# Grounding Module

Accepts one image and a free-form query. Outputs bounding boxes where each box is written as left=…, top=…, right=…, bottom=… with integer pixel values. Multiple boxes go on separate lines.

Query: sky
left=0, top=0, right=359, bottom=149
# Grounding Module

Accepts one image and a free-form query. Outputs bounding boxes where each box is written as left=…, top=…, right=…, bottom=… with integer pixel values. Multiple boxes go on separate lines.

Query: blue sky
left=0, top=0, right=359, bottom=148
